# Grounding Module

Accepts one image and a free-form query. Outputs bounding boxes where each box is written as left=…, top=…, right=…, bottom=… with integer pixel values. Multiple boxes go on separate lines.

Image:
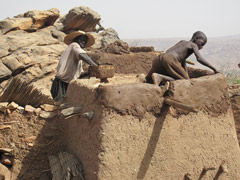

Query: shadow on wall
left=137, top=105, right=169, bottom=179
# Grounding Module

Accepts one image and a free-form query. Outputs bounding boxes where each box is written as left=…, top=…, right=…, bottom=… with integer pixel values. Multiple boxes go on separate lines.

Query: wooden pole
left=164, top=98, right=199, bottom=112
left=186, top=59, right=195, bottom=65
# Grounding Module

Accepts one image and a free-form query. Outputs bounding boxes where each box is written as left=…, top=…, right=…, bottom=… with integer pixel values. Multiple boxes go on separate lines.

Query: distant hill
left=124, top=35, right=240, bottom=72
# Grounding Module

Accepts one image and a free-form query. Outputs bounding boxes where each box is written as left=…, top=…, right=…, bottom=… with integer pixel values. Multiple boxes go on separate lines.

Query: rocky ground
left=0, top=103, right=63, bottom=179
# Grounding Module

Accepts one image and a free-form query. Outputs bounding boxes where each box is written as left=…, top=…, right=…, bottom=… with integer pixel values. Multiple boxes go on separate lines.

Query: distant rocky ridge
left=125, top=35, right=240, bottom=71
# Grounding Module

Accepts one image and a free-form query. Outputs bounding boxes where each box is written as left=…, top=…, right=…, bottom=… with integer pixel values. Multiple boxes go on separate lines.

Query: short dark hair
left=73, top=35, right=89, bottom=43
left=191, top=31, right=207, bottom=44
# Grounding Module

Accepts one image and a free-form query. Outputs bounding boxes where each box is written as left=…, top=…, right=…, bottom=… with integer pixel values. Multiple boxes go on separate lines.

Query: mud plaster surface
left=95, top=109, right=240, bottom=180
left=61, top=74, right=240, bottom=180
left=168, top=73, right=230, bottom=117
left=97, top=83, right=165, bottom=118
left=229, top=84, right=240, bottom=145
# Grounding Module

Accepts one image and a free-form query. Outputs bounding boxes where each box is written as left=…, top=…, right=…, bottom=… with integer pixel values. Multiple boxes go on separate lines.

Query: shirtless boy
left=145, top=31, right=218, bottom=86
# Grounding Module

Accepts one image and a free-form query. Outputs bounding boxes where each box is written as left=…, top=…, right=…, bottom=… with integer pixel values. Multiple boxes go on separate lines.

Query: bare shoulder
left=174, top=40, right=191, bottom=47
left=188, top=41, right=197, bottom=48
left=181, top=40, right=192, bottom=45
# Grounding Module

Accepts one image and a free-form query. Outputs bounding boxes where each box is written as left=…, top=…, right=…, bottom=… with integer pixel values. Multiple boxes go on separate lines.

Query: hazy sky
left=0, top=0, right=239, bottom=39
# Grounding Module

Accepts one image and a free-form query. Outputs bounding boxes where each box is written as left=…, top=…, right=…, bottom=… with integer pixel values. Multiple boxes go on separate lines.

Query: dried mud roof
left=68, top=72, right=229, bottom=119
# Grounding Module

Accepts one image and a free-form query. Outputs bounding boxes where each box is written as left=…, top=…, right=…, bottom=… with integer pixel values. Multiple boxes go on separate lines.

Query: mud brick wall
left=60, top=74, right=240, bottom=180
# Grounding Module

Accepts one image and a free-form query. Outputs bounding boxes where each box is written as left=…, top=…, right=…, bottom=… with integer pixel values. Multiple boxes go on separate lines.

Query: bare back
left=166, top=40, right=194, bottom=63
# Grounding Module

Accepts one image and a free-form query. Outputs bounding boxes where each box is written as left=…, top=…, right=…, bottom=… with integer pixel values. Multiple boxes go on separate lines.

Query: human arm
left=72, top=43, right=98, bottom=66
left=192, top=44, right=218, bottom=73
left=182, top=60, right=188, bottom=73
left=79, top=53, right=98, bottom=66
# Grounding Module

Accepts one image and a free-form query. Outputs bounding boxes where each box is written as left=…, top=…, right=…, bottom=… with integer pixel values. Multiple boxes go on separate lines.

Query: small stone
left=39, top=111, right=57, bottom=119
left=4, top=109, right=11, bottom=115
left=25, top=105, right=35, bottom=113
left=61, top=106, right=82, bottom=117
left=40, top=104, right=57, bottom=112
left=60, top=103, right=72, bottom=109
left=0, top=125, right=12, bottom=130
left=24, top=136, right=36, bottom=143
left=1, top=154, right=13, bottom=166
left=0, top=148, right=13, bottom=154
left=28, top=143, right=34, bottom=147
left=7, top=102, right=19, bottom=110
left=82, top=111, right=94, bottom=120
left=16, top=106, right=24, bottom=113
left=18, top=133, right=24, bottom=137
left=34, top=107, right=41, bottom=116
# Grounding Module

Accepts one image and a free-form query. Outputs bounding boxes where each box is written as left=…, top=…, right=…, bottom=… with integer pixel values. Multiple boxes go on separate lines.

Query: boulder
left=0, top=17, right=33, bottom=34
left=91, top=28, right=120, bottom=49
left=58, top=6, right=101, bottom=33
left=0, top=8, right=59, bottom=34
left=23, top=8, right=60, bottom=30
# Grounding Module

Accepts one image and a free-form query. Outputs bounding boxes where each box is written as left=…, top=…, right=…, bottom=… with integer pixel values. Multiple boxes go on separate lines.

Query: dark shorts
left=145, top=53, right=189, bottom=83
left=50, top=77, right=69, bottom=102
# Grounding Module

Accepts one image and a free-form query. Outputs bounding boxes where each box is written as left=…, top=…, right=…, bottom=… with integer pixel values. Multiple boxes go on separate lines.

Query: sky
left=0, top=0, right=240, bottom=39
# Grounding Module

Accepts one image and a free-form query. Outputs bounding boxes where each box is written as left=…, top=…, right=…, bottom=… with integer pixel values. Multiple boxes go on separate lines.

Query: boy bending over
left=145, top=31, right=218, bottom=86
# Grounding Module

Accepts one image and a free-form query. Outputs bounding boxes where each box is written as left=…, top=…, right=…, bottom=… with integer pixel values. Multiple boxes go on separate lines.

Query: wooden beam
left=164, top=98, right=199, bottom=112
left=186, top=59, right=195, bottom=65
